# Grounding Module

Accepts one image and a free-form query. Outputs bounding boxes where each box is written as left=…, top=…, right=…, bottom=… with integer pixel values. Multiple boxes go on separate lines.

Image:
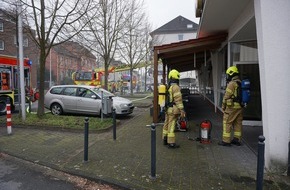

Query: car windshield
left=91, top=87, right=114, bottom=97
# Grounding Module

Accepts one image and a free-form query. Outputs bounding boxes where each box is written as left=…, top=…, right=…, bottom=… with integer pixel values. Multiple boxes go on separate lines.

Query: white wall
left=154, top=32, right=197, bottom=45
left=255, top=0, right=290, bottom=172
left=154, top=32, right=197, bottom=83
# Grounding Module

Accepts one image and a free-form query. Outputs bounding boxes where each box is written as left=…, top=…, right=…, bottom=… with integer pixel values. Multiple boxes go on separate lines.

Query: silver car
left=44, top=85, right=134, bottom=116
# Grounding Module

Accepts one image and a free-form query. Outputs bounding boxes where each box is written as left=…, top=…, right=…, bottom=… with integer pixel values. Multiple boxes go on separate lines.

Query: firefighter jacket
left=222, top=75, right=242, bottom=111
left=167, top=83, right=184, bottom=114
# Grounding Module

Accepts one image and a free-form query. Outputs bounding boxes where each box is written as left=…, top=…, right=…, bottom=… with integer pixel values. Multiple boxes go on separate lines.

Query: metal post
left=150, top=123, right=156, bottom=180
left=84, top=117, right=89, bottom=162
left=17, top=1, right=26, bottom=121
left=287, top=141, right=290, bottom=176
left=112, top=108, right=116, bottom=140
left=256, top=135, right=265, bottom=190
left=101, top=91, right=103, bottom=122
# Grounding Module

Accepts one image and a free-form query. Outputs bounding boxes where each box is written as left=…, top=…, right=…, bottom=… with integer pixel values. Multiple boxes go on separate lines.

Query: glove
left=180, top=110, right=186, bottom=118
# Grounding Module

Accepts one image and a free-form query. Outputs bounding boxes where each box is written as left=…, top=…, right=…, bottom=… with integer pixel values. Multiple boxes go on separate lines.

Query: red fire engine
left=0, top=54, right=38, bottom=113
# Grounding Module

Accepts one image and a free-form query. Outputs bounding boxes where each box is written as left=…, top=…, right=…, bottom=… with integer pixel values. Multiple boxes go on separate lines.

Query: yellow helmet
left=168, top=69, right=180, bottom=80
left=226, top=66, right=239, bottom=76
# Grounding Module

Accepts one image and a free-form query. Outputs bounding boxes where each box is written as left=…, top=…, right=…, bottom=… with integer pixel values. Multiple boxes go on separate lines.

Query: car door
left=61, top=87, right=78, bottom=112
left=76, top=87, right=102, bottom=115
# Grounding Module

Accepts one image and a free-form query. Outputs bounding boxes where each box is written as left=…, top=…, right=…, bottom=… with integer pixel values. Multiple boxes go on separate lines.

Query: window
left=75, top=71, right=92, bottom=81
left=0, top=22, right=3, bottom=32
left=63, top=87, right=77, bottom=96
left=231, top=41, right=258, bottom=62
left=187, top=24, right=193, bottom=28
left=0, top=40, right=4, bottom=50
left=50, top=87, right=63, bottom=94
left=178, top=34, right=184, bottom=41
left=78, top=88, right=95, bottom=98
left=14, top=35, right=29, bottom=47
left=23, top=38, right=28, bottom=47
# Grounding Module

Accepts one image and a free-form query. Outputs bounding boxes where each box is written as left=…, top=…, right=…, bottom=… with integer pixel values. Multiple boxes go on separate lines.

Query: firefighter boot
left=168, top=143, right=180, bottom=149
left=231, top=138, right=241, bottom=146
left=163, top=136, right=168, bottom=145
left=218, top=141, right=231, bottom=146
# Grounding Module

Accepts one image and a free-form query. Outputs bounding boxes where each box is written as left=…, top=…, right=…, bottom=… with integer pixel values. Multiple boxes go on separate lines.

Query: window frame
left=0, top=22, right=3, bottom=32
left=178, top=34, right=184, bottom=41
left=0, top=40, right=4, bottom=50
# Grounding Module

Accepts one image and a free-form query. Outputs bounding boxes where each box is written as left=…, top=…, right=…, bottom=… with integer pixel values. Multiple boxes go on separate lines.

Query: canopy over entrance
left=152, top=33, right=227, bottom=123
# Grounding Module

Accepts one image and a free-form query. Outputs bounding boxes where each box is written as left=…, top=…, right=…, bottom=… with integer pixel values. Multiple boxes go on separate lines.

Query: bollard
left=150, top=123, right=156, bottom=180
left=112, top=108, right=116, bottom=140
left=84, top=117, right=89, bottom=162
left=256, top=135, right=265, bottom=190
left=6, top=97, right=12, bottom=135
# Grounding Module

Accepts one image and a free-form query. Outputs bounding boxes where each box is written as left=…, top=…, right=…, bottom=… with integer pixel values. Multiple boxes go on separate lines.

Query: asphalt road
left=0, top=153, right=77, bottom=190
left=0, top=153, right=122, bottom=190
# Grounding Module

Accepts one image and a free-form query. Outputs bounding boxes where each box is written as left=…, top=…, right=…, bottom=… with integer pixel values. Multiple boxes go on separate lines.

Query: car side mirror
left=91, top=94, right=97, bottom=99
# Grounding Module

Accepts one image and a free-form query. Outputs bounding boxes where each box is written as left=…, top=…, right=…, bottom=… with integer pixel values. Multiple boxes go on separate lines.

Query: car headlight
left=120, top=104, right=129, bottom=109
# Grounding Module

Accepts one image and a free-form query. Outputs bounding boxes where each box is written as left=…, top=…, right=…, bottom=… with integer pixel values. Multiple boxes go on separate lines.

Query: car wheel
left=0, top=99, right=6, bottom=114
left=0, top=96, right=12, bottom=114
left=51, top=103, right=63, bottom=115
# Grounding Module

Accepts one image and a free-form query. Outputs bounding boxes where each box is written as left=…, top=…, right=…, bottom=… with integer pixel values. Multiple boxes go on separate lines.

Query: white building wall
left=154, top=32, right=197, bottom=45
left=255, top=0, right=290, bottom=172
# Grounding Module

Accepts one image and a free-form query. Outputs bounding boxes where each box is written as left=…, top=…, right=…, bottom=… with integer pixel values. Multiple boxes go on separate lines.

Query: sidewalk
left=0, top=95, right=289, bottom=189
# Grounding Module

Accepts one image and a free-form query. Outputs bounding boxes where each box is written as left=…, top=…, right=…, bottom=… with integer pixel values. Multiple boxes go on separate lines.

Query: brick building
left=0, top=8, right=39, bottom=88
left=0, top=8, right=96, bottom=89
left=46, top=41, right=96, bottom=88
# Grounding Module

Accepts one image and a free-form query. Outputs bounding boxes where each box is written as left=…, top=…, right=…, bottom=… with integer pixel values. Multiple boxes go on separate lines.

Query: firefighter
left=218, top=66, right=243, bottom=146
left=162, top=69, right=186, bottom=149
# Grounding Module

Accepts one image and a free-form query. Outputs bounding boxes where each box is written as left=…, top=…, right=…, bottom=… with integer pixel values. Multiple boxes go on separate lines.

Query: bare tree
left=80, top=0, right=129, bottom=90
left=15, top=0, right=96, bottom=117
left=117, top=0, right=150, bottom=95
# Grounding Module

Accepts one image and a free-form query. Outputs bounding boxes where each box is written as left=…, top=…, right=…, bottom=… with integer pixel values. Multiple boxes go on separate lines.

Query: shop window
left=231, top=41, right=258, bottom=62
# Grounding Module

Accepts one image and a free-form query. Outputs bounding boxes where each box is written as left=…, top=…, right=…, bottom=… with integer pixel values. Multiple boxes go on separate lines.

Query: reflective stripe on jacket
left=167, top=83, right=184, bottom=114
left=222, top=76, right=242, bottom=110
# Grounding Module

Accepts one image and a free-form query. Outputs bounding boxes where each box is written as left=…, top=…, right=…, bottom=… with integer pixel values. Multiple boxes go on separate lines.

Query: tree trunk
left=37, top=49, right=46, bottom=117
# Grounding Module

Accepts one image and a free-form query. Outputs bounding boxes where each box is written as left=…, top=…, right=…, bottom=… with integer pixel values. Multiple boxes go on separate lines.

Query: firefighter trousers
left=222, top=108, right=243, bottom=143
left=162, top=112, right=178, bottom=144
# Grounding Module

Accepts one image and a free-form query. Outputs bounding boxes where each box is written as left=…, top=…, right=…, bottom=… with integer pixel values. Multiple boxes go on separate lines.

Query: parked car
left=44, top=85, right=134, bottom=116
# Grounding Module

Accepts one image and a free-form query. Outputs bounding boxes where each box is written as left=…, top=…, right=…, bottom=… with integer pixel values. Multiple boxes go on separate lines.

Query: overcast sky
left=143, top=0, right=200, bottom=30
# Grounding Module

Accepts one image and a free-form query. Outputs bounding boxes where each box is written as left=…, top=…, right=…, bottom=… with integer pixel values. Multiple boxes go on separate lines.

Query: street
left=0, top=153, right=121, bottom=190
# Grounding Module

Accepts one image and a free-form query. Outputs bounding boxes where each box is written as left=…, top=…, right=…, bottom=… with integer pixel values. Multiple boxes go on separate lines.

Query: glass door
left=234, top=62, right=262, bottom=125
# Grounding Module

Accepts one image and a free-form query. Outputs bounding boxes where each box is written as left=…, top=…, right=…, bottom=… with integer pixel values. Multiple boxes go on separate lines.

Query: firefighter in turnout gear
left=162, top=69, right=186, bottom=148
left=218, top=66, right=243, bottom=146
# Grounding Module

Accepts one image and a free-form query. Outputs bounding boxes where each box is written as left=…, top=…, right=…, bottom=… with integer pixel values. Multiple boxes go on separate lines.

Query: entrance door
left=234, top=62, right=262, bottom=126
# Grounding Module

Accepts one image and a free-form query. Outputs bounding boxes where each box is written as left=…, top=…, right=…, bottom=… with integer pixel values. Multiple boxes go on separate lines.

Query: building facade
left=153, top=0, right=290, bottom=174
left=150, top=15, right=199, bottom=83
left=0, top=8, right=39, bottom=88
left=45, top=41, right=96, bottom=88
left=150, top=15, right=198, bottom=46
left=0, top=9, right=96, bottom=90
left=196, top=0, right=290, bottom=173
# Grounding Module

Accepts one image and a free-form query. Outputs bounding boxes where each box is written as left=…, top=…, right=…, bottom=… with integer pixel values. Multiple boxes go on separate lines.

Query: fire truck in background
left=71, top=67, right=115, bottom=87
left=71, top=66, right=138, bottom=92
left=0, top=54, right=38, bottom=114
